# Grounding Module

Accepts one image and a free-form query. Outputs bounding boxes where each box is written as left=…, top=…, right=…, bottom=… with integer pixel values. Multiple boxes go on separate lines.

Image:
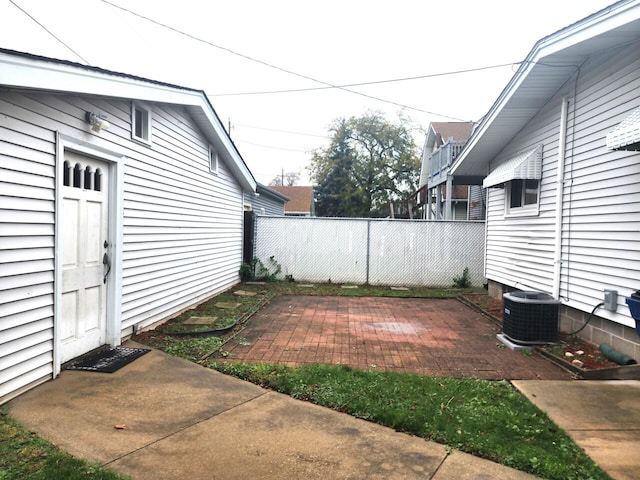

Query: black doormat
left=67, top=346, right=150, bottom=373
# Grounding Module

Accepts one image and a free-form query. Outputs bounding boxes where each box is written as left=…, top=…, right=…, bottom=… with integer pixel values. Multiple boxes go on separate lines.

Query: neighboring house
left=412, top=121, right=484, bottom=220
left=450, top=0, right=640, bottom=357
left=0, top=49, right=257, bottom=403
left=271, top=186, right=315, bottom=216
left=244, top=183, right=289, bottom=216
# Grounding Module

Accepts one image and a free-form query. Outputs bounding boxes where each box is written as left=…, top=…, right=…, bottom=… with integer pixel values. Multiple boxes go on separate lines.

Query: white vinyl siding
left=0, top=90, right=244, bottom=403
left=0, top=95, right=56, bottom=403
left=245, top=192, right=286, bottom=216
left=485, top=41, right=640, bottom=328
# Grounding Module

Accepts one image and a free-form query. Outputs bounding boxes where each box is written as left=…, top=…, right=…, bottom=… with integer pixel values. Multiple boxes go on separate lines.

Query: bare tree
left=269, top=171, right=300, bottom=187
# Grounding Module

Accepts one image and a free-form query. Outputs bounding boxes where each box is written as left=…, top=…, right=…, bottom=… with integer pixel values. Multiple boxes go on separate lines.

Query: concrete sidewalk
left=514, top=380, right=640, bottom=480
left=8, top=342, right=536, bottom=480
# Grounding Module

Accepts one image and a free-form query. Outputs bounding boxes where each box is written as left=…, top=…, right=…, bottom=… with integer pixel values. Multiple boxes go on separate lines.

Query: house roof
left=0, top=48, right=256, bottom=192
left=423, top=122, right=474, bottom=153
left=450, top=0, right=640, bottom=178
left=270, top=186, right=314, bottom=214
left=419, top=121, right=474, bottom=187
left=256, top=183, right=289, bottom=203
left=433, top=122, right=474, bottom=146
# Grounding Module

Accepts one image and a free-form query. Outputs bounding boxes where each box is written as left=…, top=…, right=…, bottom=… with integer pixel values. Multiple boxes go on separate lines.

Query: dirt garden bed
left=461, top=292, right=640, bottom=379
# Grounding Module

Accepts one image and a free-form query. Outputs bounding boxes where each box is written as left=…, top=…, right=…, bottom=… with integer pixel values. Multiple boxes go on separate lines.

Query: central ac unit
left=502, top=291, right=560, bottom=344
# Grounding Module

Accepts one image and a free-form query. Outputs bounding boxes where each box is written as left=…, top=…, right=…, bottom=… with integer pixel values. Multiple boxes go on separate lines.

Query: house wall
left=0, top=90, right=244, bottom=403
left=245, top=192, right=285, bottom=216
left=485, top=41, right=640, bottom=356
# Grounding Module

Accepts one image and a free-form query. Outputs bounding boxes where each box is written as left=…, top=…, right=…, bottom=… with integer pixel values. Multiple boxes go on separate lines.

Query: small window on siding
left=507, top=179, right=539, bottom=215
left=132, top=102, right=151, bottom=144
left=209, top=146, right=218, bottom=174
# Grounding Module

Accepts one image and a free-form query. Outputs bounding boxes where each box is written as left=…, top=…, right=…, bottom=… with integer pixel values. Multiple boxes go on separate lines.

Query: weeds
left=452, top=267, right=471, bottom=288
left=239, top=256, right=282, bottom=282
left=151, top=336, right=223, bottom=362
left=0, top=411, right=128, bottom=480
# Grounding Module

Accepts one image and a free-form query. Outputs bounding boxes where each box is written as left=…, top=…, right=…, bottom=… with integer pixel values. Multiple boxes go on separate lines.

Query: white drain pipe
left=553, top=95, right=569, bottom=300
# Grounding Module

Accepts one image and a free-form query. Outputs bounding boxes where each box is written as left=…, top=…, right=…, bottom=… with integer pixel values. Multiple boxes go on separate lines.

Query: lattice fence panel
left=254, top=216, right=485, bottom=287
left=254, top=217, right=368, bottom=283
left=368, top=220, right=485, bottom=286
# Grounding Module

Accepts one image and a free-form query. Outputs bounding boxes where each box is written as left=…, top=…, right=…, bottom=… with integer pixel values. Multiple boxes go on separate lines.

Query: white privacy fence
left=253, top=216, right=486, bottom=287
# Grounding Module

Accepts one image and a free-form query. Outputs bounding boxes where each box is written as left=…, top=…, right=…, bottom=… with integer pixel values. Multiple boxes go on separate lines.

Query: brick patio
left=223, top=295, right=571, bottom=380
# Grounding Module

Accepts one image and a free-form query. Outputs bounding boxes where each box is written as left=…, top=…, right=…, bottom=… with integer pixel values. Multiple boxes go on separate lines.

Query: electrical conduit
left=553, top=96, right=569, bottom=300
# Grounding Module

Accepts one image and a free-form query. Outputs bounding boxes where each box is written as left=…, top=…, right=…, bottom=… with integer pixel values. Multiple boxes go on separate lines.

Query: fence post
left=366, top=219, right=371, bottom=284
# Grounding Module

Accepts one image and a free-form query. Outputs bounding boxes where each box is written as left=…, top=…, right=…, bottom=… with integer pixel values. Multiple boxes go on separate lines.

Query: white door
left=60, top=151, right=110, bottom=363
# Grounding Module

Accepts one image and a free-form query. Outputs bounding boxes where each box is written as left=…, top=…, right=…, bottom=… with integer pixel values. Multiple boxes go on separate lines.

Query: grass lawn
left=0, top=408, right=129, bottom=480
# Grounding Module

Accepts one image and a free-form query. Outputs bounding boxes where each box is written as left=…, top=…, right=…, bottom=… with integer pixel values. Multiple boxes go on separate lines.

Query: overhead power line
left=9, top=0, right=90, bottom=64
left=214, top=63, right=516, bottom=97
left=101, top=0, right=467, bottom=121
left=233, top=123, right=329, bottom=139
left=234, top=138, right=312, bottom=153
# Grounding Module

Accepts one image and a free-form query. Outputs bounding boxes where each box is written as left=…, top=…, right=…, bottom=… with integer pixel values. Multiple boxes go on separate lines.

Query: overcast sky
left=0, top=0, right=616, bottom=185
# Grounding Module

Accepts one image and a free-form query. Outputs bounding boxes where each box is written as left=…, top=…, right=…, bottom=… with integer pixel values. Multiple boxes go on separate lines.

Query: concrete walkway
left=514, top=380, right=640, bottom=480
left=8, top=343, right=536, bottom=480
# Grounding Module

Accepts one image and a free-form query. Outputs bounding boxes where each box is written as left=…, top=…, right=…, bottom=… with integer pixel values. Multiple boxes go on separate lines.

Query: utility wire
left=215, top=63, right=516, bottom=97
left=9, top=0, right=90, bottom=65
left=234, top=138, right=312, bottom=153
left=233, top=123, right=329, bottom=139
left=101, top=0, right=466, bottom=121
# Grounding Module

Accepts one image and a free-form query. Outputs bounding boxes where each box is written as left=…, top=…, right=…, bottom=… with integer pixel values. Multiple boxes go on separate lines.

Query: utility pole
left=281, top=168, right=284, bottom=187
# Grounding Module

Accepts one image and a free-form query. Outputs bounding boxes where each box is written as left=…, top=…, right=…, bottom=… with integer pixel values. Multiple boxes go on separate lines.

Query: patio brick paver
left=223, top=295, right=572, bottom=380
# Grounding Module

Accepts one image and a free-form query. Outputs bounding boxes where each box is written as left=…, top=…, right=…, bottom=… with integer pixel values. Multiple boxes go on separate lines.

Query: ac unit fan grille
left=502, top=292, right=559, bottom=344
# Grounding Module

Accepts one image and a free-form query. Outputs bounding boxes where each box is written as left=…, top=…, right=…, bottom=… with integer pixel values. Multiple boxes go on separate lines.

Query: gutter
left=553, top=96, right=569, bottom=299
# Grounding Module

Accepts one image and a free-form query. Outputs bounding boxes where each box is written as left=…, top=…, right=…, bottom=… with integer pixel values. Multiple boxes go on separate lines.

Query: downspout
left=552, top=96, right=569, bottom=300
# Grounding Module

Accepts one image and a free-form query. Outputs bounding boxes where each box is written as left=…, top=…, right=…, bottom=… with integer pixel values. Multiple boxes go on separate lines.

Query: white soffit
left=483, top=145, right=543, bottom=188
left=606, top=106, right=640, bottom=151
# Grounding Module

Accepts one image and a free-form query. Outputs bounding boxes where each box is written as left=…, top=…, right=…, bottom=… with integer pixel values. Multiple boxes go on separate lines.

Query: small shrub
left=239, top=262, right=254, bottom=281
left=239, top=256, right=282, bottom=282
left=453, top=267, right=471, bottom=288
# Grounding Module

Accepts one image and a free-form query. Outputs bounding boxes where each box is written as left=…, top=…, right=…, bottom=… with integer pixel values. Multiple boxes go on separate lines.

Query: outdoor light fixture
left=86, top=112, right=110, bottom=132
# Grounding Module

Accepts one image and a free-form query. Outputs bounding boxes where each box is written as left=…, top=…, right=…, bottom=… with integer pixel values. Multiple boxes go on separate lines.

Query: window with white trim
left=132, top=102, right=151, bottom=143
left=209, top=145, right=218, bottom=174
left=507, top=179, right=539, bottom=214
